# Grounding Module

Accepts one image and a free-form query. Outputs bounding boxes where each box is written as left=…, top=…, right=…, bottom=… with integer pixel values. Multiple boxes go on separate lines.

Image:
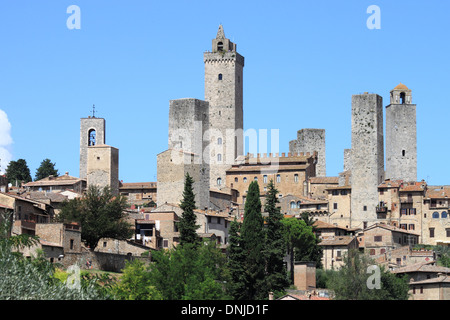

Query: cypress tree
left=240, top=181, right=266, bottom=300
left=178, top=173, right=200, bottom=246
left=264, top=180, right=289, bottom=295
left=227, top=218, right=247, bottom=300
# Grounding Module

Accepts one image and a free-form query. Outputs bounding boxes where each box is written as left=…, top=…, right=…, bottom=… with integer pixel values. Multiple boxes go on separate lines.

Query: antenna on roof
left=91, top=104, right=96, bottom=118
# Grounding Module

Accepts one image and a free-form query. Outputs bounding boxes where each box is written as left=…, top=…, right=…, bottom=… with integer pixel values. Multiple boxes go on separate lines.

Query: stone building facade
left=350, top=93, right=385, bottom=229
left=385, top=83, right=417, bottom=182
left=204, top=25, right=244, bottom=189
left=289, top=129, right=326, bottom=177
left=225, top=152, right=317, bottom=206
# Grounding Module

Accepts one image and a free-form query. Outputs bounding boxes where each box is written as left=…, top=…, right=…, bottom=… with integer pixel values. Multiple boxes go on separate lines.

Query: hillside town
left=1, top=25, right=449, bottom=301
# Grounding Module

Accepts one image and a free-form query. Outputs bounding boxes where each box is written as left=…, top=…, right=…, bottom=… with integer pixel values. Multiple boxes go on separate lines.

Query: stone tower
left=157, top=98, right=210, bottom=210
left=385, top=83, right=417, bottom=182
left=350, top=93, right=384, bottom=229
left=86, top=145, right=119, bottom=195
left=289, top=129, right=326, bottom=177
left=204, top=25, right=244, bottom=189
left=80, top=117, right=105, bottom=179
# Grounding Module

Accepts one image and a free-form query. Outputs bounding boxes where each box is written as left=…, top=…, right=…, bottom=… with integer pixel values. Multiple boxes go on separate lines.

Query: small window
left=297, top=201, right=301, bottom=208
left=333, top=203, right=338, bottom=210
left=442, top=211, right=448, bottom=218
left=217, top=154, right=222, bottom=162
left=294, top=174, right=298, bottom=183
left=430, top=228, right=435, bottom=238
left=254, top=176, right=258, bottom=181
left=363, top=206, right=367, bottom=211
left=70, top=239, right=74, bottom=250
left=374, top=236, right=382, bottom=242
left=217, top=137, right=222, bottom=145
left=234, top=177, right=238, bottom=183
left=290, top=201, right=296, bottom=209
left=243, top=177, right=247, bottom=183
left=218, top=73, right=223, bottom=80
left=276, top=174, right=281, bottom=183
left=263, top=175, right=268, bottom=183
left=402, top=150, right=406, bottom=157
left=217, top=178, right=222, bottom=186
left=432, top=212, right=439, bottom=219
left=217, top=42, right=223, bottom=51
left=103, top=241, right=107, bottom=247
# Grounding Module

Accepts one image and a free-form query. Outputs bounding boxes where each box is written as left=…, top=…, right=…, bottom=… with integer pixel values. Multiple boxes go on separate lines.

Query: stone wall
left=80, top=117, right=105, bottom=179
left=350, top=93, right=384, bottom=228
left=289, top=129, right=326, bottom=177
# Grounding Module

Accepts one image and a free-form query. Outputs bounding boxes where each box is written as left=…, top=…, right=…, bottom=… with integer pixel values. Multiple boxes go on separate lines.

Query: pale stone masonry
left=86, top=145, right=119, bottom=195
left=385, top=83, right=417, bottom=182
left=204, top=25, right=244, bottom=189
left=80, top=117, right=105, bottom=179
left=289, top=129, right=326, bottom=177
left=350, top=93, right=385, bottom=229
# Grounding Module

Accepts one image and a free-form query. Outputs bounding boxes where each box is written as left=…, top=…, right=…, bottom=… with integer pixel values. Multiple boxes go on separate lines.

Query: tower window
left=217, top=42, right=223, bottom=51
left=217, top=154, right=222, bottom=162
left=88, top=129, right=96, bottom=146
left=218, top=74, right=223, bottom=81
left=217, top=138, right=222, bottom=145
left=402, top=150, right=406, bottom=157
left=400, top=92, right=406, bottom=104
left=217, top=178, right=222, bottom=186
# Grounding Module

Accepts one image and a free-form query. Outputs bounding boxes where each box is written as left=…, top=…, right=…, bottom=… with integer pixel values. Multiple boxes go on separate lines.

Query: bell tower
left=204, top=25, right=244, bottom=189
left=79, top=106, right=106, bottom=179
left=385, top=83, right=417, bottom=182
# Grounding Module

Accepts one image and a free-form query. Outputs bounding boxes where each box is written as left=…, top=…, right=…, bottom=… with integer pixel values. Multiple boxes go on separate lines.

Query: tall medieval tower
left=350, top=93, right=385, bottom=229
left=385, top=83, right=417, bottom=182
left=204, top=25, right=244, bottom=189
left=80, top=116, right=105, bottom=179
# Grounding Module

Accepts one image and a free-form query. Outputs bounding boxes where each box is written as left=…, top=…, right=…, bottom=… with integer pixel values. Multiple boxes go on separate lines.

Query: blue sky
left=0, top=1, right=449, bottom=185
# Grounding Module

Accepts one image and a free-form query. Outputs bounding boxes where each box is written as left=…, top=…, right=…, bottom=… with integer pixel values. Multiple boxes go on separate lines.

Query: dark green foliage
left=240, top=181, right=266, bottom=300
left=5, top=159, right=32, bottom=185
left=148, top=241, right=230, bottom=300
left=35, top=158, right=59, bottom=181
left=328, top=250, right=410, bottom=300
left=57, top=185, right=133, bottom=250
left=282, top=217, right=319, bottom=283
left=226, top=218, right=247, bottom=300
left=178, top=173, right=200, bottom=246
left=264, top=180, right=289, bottom=295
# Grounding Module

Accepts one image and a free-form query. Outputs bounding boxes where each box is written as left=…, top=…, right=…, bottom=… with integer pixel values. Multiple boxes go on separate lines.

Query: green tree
left=57, top=185, right=133, bottom=250
left=328, top=249, right=410, bottom=300
left=148, top=241, right=229, bottom=300
left=282, top=217, right=318, bottom=284
left=264, top=180, right=289, bottom=296
left=178, top=173, right=200, bottom=246
left=35, top=158, right=59, bottom=181
left=5, top=159, right=32, bottom=186
left=113, top=259, right=162, bottom=300
left=298, top=212, right=323, bottom=268
left=226, top=218, right=247, bottom=300
left=240, top=181, right=266, bottom=300
left=0, top=210, right=106, bottom=299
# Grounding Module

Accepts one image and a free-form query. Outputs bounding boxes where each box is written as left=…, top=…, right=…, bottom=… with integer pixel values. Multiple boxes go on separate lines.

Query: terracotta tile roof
left=425, top=186, right=450, bottom=199
left=309, top=177, right=339, bottom=184
left=394, top=83, right=410, bottom=91
left=364, top=223, right=420, bottom=236
left=313, top=220, right=348, bottom=230
left=319, top=235, right=355, bottom=246
left=408, top=275, right=450, bottom=285
left=120, top=182, right=157, bottom=189
left=391, top=261, right=450, bottom=274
